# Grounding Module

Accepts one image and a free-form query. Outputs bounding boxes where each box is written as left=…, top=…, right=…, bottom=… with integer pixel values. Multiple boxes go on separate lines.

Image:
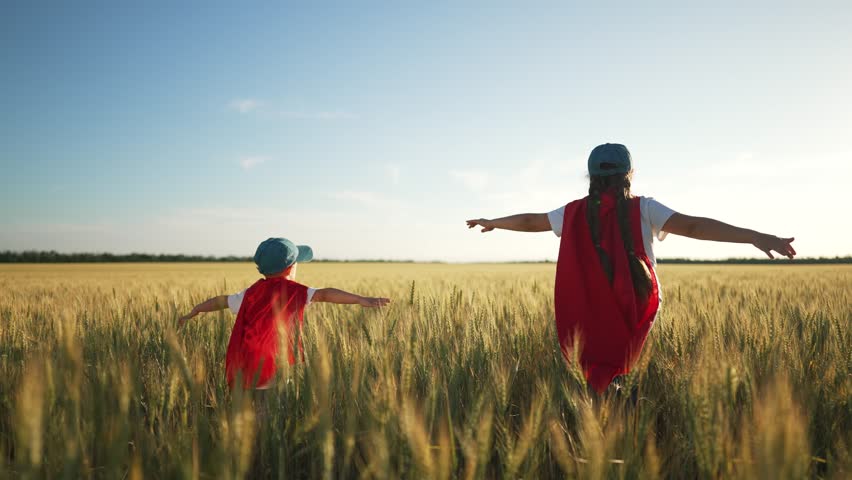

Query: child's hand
left=177, top=310, right=198, bottom=328
left=359, top=297, right=391, bottom=308
left=752, top=234, right=796, bottom=259
left=467, top=218, right=496, bottom=232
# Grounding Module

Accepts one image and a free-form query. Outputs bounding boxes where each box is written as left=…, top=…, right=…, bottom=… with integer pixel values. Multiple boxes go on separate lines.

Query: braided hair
left=585, top=171, right=653, bottom=298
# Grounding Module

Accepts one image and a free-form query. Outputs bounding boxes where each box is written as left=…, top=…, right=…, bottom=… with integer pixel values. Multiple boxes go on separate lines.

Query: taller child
left=467, top=144, right=795, bottom=392
left=179, top=237, right=391, bottom=389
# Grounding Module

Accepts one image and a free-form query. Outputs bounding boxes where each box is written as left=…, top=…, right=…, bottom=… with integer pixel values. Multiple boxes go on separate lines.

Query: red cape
left=554, top=194, right=660, bottom=392
left=225, top=277, right=308, bottom=389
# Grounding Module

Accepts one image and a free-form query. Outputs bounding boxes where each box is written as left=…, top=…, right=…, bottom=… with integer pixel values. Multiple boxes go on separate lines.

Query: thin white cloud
left=450, top=170, right=490, bottom=191
left=696, top=152, right=830, bottom=180
left=0, top=208, right=351, bottom=257
left=386, top=164, right=401, bottom=185
left=239, top=156, right=268, bottom=170
left=329, top=190, right=383, bottom=207
left=737, top=152, right=754, bottom=162
left=280, top=110, right=357, bottom=120
left=329, top=190, right=405, bottom=210
left=228, top=98, right=262, bottom=113
left=225, top=99, right=356, bottom=120
left=167, top=207, right=283, bottom=222
left=0, top=223, right=112, bottom=234
left=449, top=152, right=588, bottom=211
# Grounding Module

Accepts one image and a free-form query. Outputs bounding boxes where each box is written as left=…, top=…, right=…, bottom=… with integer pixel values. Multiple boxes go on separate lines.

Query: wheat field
left=0, top=263, right=849, bottom=479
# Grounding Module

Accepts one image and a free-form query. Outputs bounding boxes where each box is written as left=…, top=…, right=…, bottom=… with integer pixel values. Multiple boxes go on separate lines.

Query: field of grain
left=0, top=263, right=849, bottom=479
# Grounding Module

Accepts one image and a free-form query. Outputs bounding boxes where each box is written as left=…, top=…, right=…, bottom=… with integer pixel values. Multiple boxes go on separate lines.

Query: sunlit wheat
left=0, top=263, right=849, bottom=478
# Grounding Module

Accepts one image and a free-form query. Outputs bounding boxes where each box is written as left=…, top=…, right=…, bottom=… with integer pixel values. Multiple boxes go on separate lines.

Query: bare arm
left=662, top=213, right=796, bottom=259
left=178, top=295, right=229, bottom=327
left=466, top=213, right=551, bottom=233
left=312, top=288, right=391, bottom=308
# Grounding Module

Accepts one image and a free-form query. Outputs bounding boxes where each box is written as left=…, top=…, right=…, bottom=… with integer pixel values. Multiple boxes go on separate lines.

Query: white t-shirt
left=547, top=196, right=676, bottom=268
left=228, top=287, right=318, bottom=315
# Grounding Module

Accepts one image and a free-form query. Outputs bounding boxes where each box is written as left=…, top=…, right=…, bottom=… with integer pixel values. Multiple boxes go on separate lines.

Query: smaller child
left=179, top=237, right=390, bottom=389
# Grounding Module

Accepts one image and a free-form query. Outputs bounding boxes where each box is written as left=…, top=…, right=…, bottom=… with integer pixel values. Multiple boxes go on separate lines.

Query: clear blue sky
left=2, top=2, right=850, bottom=261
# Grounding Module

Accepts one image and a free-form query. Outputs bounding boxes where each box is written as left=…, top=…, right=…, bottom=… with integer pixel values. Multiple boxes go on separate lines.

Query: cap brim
left=296, top=245, right=313, bottom=263
left=590, top=167, right=630, bottom=177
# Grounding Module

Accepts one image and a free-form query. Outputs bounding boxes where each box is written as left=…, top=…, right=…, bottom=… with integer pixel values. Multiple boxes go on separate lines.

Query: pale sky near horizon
left=1, top=2, right=850, bottom=261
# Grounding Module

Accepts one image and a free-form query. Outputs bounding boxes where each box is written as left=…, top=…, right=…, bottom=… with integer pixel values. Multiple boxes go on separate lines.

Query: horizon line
left=1, top=250, right=850, bottom=265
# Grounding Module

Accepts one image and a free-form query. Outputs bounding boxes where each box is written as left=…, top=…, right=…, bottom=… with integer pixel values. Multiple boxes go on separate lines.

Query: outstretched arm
left=312, top=288, right=391, bottom=308
left=662, top=213, right=796, bottom=259
left=178, top=295, right=228, bottom=327
left=466, top=213, right=551, bottom=233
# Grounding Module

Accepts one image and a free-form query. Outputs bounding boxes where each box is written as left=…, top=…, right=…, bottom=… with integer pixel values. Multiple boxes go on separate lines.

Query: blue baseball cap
left=254, top=237, right=313, bottom=275
left=588, top=143, right=632, bottom=176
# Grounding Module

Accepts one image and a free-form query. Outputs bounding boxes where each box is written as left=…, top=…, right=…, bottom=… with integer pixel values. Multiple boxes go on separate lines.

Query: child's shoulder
left=285, top=279, right=309, bottom=290
left=244, top=278, right=265, bottom=291
left=634, top=194, right=661, bottom=207
left=244, top=278, right=310, bottom=297
left=267, top=277, right=310, bottom=290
